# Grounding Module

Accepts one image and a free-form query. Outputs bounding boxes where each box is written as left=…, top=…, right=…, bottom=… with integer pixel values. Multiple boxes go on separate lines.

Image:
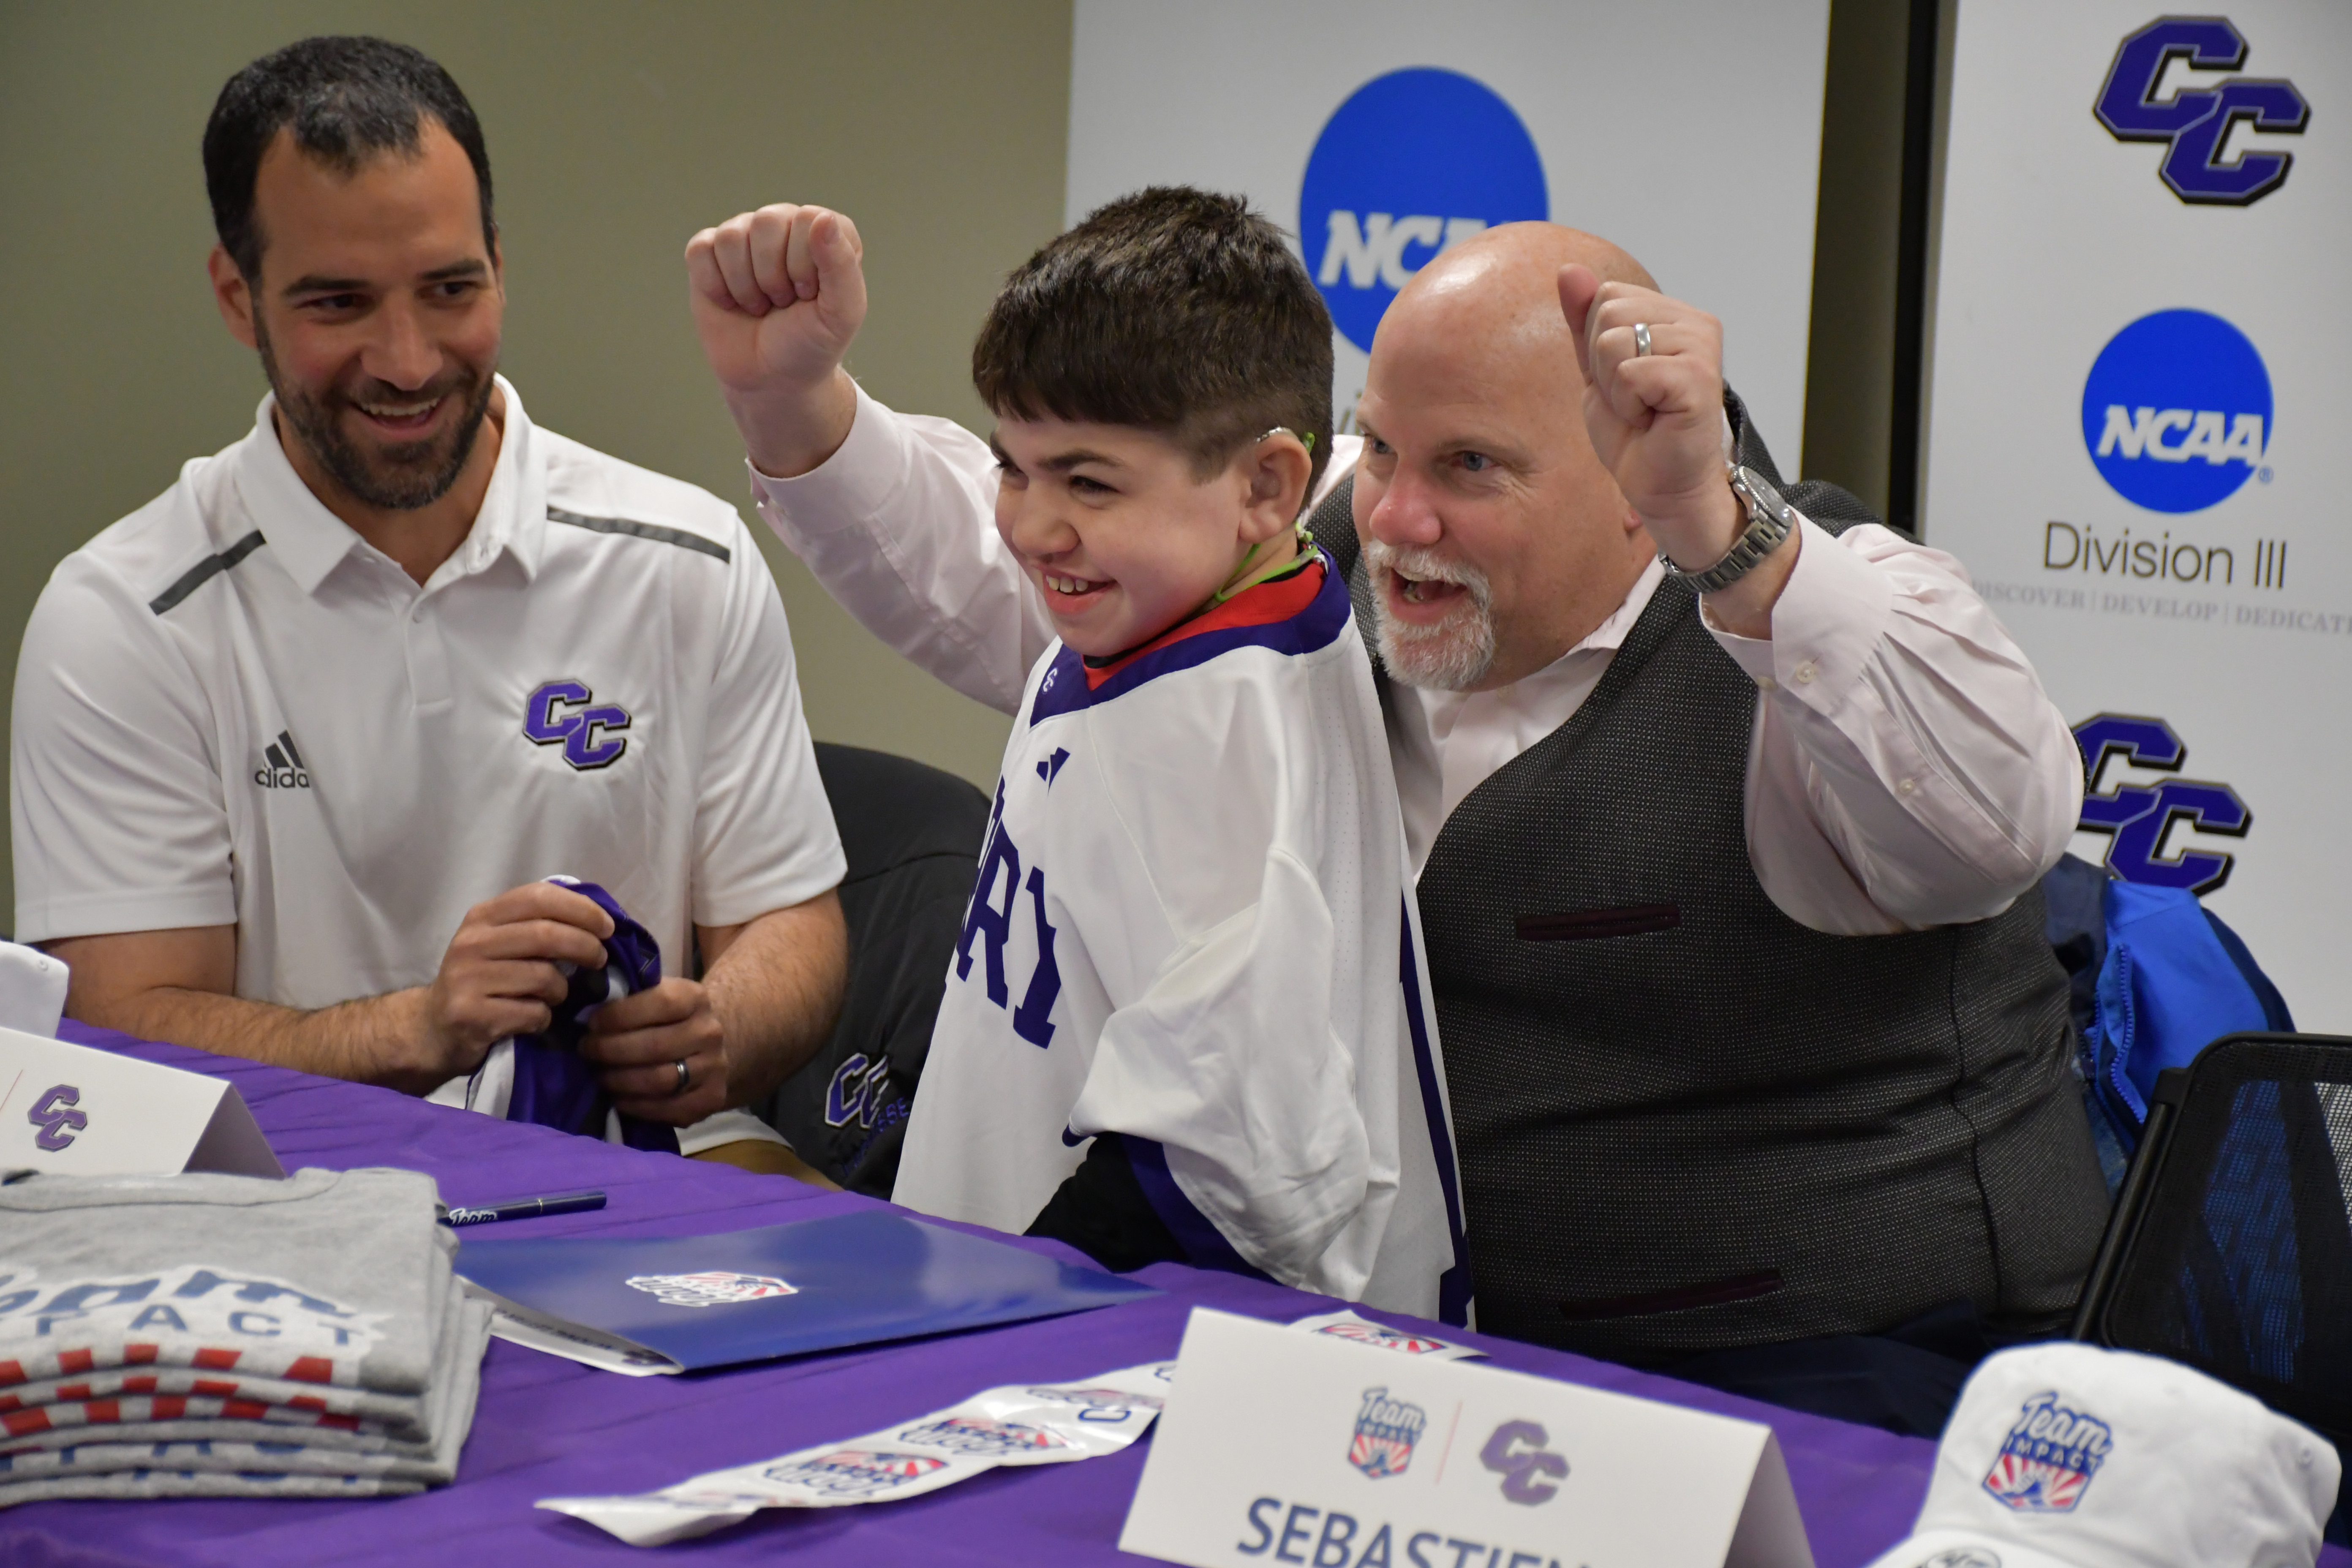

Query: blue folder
left=457, top=1208, right=1159, bottom=1373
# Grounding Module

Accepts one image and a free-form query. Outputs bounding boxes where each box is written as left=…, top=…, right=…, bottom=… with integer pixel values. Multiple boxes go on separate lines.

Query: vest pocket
left=1557, top=1268, right=1782, bottom=1322
left=1514, top=903, right=1681, bottom=942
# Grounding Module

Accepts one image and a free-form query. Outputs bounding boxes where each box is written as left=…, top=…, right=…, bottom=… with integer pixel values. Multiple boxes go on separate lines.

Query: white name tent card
left=0, top=941, right=68, bottom=1037
left=0, top=1026, right=283, bottom=1178
left=1122, top=1308, right=1813, bottom=1568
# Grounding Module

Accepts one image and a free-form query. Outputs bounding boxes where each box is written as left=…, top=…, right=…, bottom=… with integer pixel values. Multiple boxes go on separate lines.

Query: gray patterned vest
left=1308, top=399, right=2108, bottom=1361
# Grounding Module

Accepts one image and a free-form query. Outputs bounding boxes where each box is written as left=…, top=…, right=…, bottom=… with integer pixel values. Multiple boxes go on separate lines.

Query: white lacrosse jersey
left=892, top=555, right=1470, bottom=1321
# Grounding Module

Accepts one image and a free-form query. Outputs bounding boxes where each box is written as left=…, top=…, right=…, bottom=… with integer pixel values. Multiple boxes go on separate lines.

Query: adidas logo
left=253, top=729, right=312, bottom=790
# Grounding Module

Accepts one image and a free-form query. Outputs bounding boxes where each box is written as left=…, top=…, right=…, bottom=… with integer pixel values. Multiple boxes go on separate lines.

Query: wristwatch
left=1657, top=464, right=1798, bottom=593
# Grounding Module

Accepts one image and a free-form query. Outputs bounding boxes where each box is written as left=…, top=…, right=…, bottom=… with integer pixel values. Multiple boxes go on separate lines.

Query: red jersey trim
left=1081, top=556, right=1328, bottom=691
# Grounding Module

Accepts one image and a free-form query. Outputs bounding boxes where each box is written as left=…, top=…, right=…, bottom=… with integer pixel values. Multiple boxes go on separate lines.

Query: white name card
left=0, top=1026, right=283, bottom=1179
left=1122, top=1309, right=1813, bottom=1568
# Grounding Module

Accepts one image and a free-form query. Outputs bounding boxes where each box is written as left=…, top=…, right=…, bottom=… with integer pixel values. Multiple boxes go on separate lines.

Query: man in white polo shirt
left=9, top=37, right=847, bottom=1163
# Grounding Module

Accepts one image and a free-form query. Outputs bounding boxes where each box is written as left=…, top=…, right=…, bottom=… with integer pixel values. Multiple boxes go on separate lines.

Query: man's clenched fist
left=686, top=203, right=867, bottom=477
left=420, top=881, right=613, bottom=1088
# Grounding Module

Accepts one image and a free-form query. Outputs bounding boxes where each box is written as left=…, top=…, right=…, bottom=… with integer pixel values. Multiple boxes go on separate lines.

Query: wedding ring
left=672, top=1058, right=691, bottom=1095
left=1633, top=322, right=1653, bottom=358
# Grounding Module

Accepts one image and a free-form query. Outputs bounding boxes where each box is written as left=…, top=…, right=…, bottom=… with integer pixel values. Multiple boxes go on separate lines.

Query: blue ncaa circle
left=2079, top=309, right=2271, bottom=513
left=1298, top=68, right=1549, bottom=353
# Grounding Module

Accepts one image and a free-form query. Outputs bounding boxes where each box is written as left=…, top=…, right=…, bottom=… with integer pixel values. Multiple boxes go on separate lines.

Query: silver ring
left=672, top=1058, right=691, bottom=1095
left=1633, top=322, right=1653, bottom=358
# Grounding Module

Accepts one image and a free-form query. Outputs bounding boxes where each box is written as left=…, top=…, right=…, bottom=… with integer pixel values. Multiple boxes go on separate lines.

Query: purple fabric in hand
left=506, top=876, right=681, bottom=1155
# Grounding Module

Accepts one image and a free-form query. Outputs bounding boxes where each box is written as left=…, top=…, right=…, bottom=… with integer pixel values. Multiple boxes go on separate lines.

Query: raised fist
left=685, top=204, right=867, bottom=475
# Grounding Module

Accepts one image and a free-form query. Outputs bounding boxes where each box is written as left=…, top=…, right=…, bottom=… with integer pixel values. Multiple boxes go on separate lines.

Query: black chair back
left=751, top=743, right=989, bottom=1197
left=2073, top=1031, right=2352, bottom=1443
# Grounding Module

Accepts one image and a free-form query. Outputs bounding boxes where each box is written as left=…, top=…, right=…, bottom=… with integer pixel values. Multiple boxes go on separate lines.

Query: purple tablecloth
left=0, top=1024, right=2271, bottom=1567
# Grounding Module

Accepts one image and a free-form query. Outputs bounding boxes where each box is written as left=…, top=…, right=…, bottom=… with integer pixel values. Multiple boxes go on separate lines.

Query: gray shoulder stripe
left=548, top=506, right=730, bottom=563
left=149, top=530, right=267, bottom=615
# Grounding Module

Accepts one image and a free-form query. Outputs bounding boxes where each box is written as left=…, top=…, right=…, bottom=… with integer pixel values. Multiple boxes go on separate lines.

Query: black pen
left=438, top=1189, right=607, bottom=1227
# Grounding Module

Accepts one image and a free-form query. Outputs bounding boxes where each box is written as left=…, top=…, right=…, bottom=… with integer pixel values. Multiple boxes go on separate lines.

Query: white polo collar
left=232, top=373, right=547, bottom=595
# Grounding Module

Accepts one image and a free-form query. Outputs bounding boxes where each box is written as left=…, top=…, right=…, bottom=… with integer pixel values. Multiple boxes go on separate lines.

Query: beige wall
left=0, top=0, right=1069, bottom=921
left=1, top=1, right=1923, bottom=926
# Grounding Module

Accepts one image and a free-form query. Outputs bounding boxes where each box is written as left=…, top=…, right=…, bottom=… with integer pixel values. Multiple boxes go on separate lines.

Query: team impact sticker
left=623, top=1272, right=798, bottom=1309
left=537, top=1361, right=1176, bottom=1546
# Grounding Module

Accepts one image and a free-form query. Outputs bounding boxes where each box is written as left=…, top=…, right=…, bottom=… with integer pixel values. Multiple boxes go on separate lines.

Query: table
left=0, top=1025, right=2289, bottom=1567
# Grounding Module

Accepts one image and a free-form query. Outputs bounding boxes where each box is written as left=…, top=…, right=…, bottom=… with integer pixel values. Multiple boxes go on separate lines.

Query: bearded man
left=11, top=37, right=849, bottom=1170
left=687, top=200, right=2107, bottom=1431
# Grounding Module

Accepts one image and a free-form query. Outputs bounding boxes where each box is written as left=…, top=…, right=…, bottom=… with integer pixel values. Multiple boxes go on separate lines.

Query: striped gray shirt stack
left=0, top=1166, right=492, bottom=1502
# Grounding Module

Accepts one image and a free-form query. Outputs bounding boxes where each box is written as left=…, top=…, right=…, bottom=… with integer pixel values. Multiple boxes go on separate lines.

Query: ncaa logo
left=2080, top=310, right=2270, bottom=513
left=1300, top=68, right=1548, bottom=353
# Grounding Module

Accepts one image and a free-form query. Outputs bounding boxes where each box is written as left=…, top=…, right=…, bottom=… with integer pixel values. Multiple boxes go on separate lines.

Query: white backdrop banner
left=1926, top=3, right=2347, bottom=1027
left=1066, top=0, right=1832, bottom=459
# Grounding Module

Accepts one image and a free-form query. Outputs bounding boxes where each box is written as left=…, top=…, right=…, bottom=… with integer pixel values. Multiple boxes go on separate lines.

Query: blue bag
left=2080, top=877, right=2292, bottom=1146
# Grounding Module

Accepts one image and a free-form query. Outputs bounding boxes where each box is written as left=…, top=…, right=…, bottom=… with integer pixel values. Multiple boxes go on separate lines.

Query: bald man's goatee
left=1364, top=539, right=1497, bottom=691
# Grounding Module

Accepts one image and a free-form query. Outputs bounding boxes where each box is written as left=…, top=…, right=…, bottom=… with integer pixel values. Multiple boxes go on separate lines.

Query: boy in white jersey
left=690, top=189, right=1468, bottom=1320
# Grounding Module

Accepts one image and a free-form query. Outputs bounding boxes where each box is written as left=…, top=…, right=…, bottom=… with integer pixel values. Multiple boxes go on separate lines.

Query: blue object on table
left=440, top=1189, right=609, bottom=1227
left=457, top=1208, right=1160, bottom=1372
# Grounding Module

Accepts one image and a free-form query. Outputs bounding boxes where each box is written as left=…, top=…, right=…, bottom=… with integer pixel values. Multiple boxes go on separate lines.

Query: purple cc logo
left=28, top=1084, right=86, bottom=1152
left=525, top=680, right=631, bottom=771
left=1480, top=1419, right=1568, bottom=1505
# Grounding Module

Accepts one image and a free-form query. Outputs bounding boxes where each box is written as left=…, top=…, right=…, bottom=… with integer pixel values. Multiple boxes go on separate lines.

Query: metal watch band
left=1657, top=464, right=1798, bottom=593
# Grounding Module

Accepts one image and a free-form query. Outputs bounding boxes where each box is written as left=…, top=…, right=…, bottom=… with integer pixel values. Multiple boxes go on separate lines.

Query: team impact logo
left=765, top=1448, right=947, bottom=1498
left=2095, top=16, right=2308, bottom=206
left=896, top=1417, right=1069, bottom=1457
left=623, top=1271, right=798, bottom=1308
left=1982, top=1389, right=2114, bottom=1513
left=1022, top=1386, right=1164, bottom=1423
left=1300, top=68, right=1547, bottom=354
left=2075, top=714, right=2249, bottom=893
left=1308, top=1320, right=1455, bottom=1356
left=524, top=679, right=632, bottom=770
left=1345, top=1386, right=1427, bottom=1479
left=2081, top=310, right=2270, bottom=514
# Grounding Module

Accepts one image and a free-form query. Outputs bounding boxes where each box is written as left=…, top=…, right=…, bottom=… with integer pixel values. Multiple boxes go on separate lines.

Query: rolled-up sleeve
left=1705, top=519, right=2084, bottom=934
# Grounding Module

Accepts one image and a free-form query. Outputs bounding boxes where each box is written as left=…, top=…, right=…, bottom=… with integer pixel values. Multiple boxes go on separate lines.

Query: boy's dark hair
left=973, top=187, right=1334, bottom=498
left=203, top=36, right=495, bottom=282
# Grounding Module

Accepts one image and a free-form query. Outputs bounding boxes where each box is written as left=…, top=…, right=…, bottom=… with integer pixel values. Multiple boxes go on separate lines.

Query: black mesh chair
left=750, top=743, right=990, bottom=1198
left=2071, top=1031, right=2352, bottom=1444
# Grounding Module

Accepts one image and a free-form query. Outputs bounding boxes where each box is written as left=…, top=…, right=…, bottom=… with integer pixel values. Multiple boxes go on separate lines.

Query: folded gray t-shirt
left=0, top=1168, right=449, bottom=1395
left=0, top=1297, right=490, bottom=1498
left=0, top=1358, right=430, bottom=1435
left=4, top=1277, right=472, bottom=1450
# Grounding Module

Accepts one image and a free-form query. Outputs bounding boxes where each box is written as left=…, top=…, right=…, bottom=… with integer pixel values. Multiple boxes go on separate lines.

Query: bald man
left=688, top=200, right=2105, bottom=1435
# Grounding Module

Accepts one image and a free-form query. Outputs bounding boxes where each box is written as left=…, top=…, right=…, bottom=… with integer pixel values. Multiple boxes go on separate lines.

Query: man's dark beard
left=254, top=316, right=495, bottom=511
